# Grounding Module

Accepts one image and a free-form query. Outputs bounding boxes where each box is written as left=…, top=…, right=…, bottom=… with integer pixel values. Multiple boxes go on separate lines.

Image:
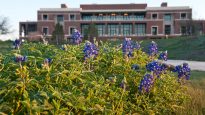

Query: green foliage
left=85, top=23, right=98, bottom=42
left=52, top=23, right=65, bottom=45
left=0, top=41, right=190, bottom=114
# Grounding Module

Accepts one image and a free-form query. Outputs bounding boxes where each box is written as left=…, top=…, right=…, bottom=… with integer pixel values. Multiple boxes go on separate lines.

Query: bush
left=0, top=41, right=190, bottom=114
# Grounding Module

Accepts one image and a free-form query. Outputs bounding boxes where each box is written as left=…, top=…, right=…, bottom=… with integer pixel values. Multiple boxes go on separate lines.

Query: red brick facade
left=19, top=2, right=205, bottom=40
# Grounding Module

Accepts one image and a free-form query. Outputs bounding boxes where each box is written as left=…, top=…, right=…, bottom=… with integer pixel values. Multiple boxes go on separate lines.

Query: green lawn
left=190, top=71, right=205, bottom=90
left=0, top=40, right=12, bottom=54
left=110, top=36, right=205, bottom=61
left=1, top=36, right=205, bottom=61
left=140, top=36, right=205, bottom=61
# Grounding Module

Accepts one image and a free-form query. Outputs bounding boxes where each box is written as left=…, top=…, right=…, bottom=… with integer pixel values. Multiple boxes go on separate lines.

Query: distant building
left=19, top=2, right=205, bottom=40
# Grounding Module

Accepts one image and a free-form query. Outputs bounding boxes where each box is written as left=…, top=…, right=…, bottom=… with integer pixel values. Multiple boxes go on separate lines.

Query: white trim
left=151, top=13, right=159, bottom=20
left=81, top=9, right=146, bottom=13
left=68, top=26, right=76, bottom=35
left=151, top=26, right=158, bottom=35
left=69, top=13, right=77, bottom=21
left=38, top=20, right=55, bottom=22
left=42, top=14, right=49, bottom=21
left=146, top=7, right=191, bottom=11
left=39, top=8, right=82, bottom=12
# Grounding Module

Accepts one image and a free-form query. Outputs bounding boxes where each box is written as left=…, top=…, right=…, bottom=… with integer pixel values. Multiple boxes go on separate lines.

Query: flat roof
left=146, top=6, right=191, bottom=11
left=38, top=8, right=82, bottom=12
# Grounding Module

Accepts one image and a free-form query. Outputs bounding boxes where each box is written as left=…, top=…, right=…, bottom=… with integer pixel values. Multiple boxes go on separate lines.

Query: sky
left=0, top=0, right=205, bottom=41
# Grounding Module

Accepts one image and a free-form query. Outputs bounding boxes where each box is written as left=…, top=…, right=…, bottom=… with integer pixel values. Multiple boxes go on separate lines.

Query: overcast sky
left=0, top=0, right=205, bottom=40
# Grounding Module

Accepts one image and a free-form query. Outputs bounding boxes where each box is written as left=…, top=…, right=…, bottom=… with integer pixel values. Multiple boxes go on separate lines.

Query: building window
left=43, top=14, right=48, bottom=20
left=70, top=14, right=76, bottom=21
left=181, top=26, right=187, bottom=35
left=57, top=15, right=64, bottom=22
left=97, top=24, right=106, bottom=36
left=82, top=14, right=92, bottom=21
left=69, top=27, right=75, bottom=35
left=108, top=24, right=119, bottom=36
left=109, top=13, right=116, bottom=20
left=181, top=13, right=187, bottom=19
left=135, top=24, right=146, bottom=36
left=43, top=27, right=48, bottom=35
left=152, top=27, right=158, bottom=35
left=164, top=14, right=172, bottom=21
left=81, top=24, right=89, bottom=36
left=152, top=14, right=158, bottom=19
left=165, top=25, right=171, bottom=35
left=122, top=24, right=132, bottom=36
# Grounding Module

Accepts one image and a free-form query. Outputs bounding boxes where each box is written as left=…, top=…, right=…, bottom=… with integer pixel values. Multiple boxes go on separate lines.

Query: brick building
left=19, top=2, right=205, bottom=40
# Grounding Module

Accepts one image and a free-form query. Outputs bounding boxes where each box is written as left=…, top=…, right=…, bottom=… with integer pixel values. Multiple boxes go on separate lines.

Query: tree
left=180, top=19, right=202, bottom=36
left=86, top=23, right=98, bottom=42
left=0, top=16, right=10, bottom=35
left=52, top=23, right=64, bottom=45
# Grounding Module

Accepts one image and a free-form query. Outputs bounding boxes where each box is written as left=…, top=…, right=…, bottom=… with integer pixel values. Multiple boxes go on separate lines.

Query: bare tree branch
left=0, top=16, right=10, bottom=34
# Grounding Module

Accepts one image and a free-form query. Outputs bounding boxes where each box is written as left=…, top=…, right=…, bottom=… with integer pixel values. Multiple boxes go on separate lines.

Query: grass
left=177, top=71, right=205, bottom=115
left=110, top=36, right=205, bottom=61
left=140, top=36, right=205, bottom=61
left=1, top=36, right=205, bottom=61
left=0, top=40, right=12, bottom=54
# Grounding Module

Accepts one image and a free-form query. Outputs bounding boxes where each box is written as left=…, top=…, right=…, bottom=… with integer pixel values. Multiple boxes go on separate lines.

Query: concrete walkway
left=165, top=60, right=205, bottom=71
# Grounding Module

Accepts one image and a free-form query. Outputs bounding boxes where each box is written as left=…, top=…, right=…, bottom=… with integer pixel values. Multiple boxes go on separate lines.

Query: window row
left=81, top=24, right=146, bottom=36
left=42, top=14, right=76, bottom=21
left=151, top=13, right=188, bottom=20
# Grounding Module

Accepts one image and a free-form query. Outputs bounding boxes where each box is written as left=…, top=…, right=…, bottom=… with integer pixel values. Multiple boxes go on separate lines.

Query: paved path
left=165, top=60, right=205, bottom=71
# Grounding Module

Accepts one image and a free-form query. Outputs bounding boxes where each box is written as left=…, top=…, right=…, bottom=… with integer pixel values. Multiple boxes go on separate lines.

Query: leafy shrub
left=0, top=41, right=190, bottom=114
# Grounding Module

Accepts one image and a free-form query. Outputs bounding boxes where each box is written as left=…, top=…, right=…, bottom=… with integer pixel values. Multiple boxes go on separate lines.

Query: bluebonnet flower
left=146, top=61, right=167, bottom=78
left=83, top=41, right=98, bottom=60
left=138, top=74, right=154, bottom=93
left=13, top=39, right=21, bottom=49
left=72, top=29, right=82, bottom=44
left=158, top=51, right=168, bottom=61
left=122, top=38, right=135, bottom=57
left=14, top=55, right=27, bottom=63
left=148, top=41, right=158, bottom=56
left=174, top=63, right=191, bottom=80
left=131, top=64, right=140, bottom=71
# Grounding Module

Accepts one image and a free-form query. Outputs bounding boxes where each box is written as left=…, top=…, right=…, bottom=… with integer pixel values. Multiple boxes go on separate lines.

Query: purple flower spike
left=146, top=61, right=167, bottom=78
left=148, top=41, right=158, bottom=56
left=158, top=51, right=168, bottom=61
left=13, top=39, right=21, bottom=49
left=83, top=41, right=98, bottom=60
left=138, top=74, right=154, bottom=93
left=174, top=63, right=191, bottom=80
left=14, top=55, right=27, bottom=63
left=72, top=29, right=82, bottom=44
left=122, top=38, right=135, bottom=58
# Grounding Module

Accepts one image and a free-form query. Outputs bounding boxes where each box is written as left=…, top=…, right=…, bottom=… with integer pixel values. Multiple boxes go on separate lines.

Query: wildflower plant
left=158, top=51, right=168, bottom=61
left=14, top=54, right=27, bottom=63
left=0, top=40, right=190, bottom=114
left=174, top=63, right=191, bottom=81
left=122, top=38, right=141, bottom=58
left=83, top=41, right=98, bottom=60
left=138, top=74, right=154, bottom=93
left=13, top=39, right=21, bottom=49
left=72, top=29, right=82, bottom=44
left=148, top=41, right=158, bottom=57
